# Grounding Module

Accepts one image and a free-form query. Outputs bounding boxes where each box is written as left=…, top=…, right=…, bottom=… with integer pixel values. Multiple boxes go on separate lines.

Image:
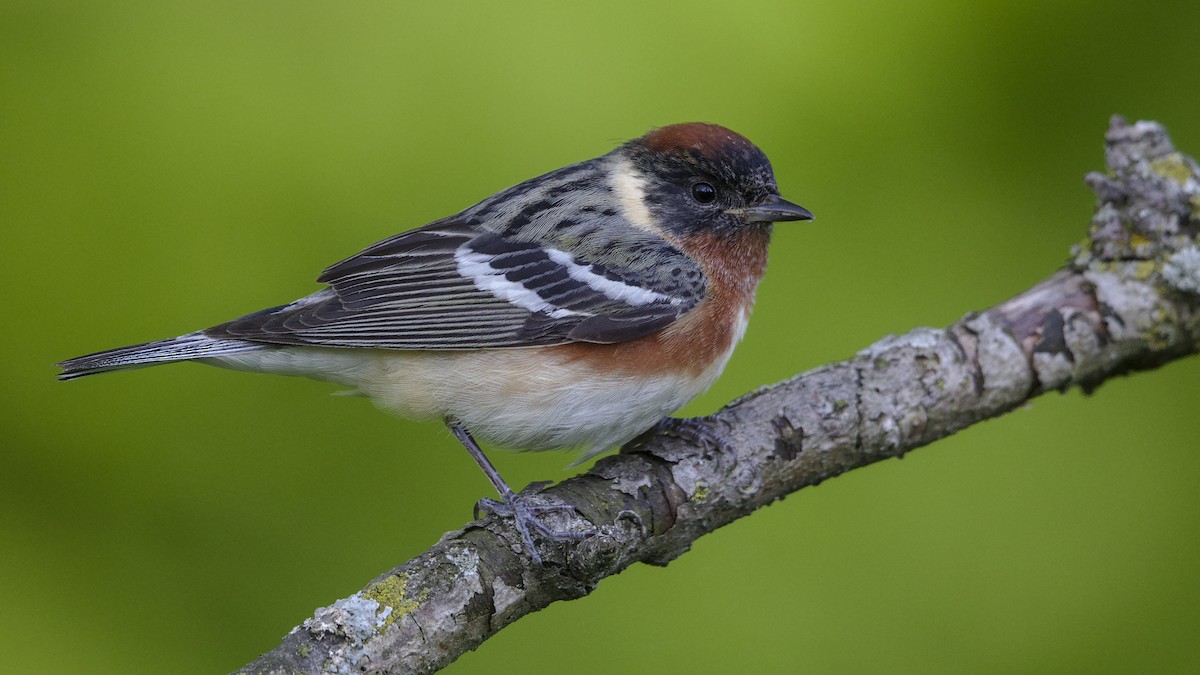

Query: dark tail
left=57, top=332, right=268, bottom=381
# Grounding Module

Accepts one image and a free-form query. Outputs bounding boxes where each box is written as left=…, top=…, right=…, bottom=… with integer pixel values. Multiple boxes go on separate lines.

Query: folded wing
left=206, top=220, right=706, bottom=350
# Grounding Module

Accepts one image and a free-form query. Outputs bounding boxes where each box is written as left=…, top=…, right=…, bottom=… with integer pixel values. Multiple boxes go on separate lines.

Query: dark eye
left=690, top=182, right=717, bottom=204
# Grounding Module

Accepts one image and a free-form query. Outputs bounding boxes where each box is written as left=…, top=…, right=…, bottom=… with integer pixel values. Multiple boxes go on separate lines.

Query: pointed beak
left=730, top=194, right=814, bottom=223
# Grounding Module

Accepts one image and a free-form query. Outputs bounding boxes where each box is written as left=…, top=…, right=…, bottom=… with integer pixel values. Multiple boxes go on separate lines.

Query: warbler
left=58, top=122, right=813, bottom=562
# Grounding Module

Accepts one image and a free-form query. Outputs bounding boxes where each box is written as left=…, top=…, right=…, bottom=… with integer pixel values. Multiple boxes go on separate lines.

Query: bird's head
left=616, top=122, right=813, bottom=240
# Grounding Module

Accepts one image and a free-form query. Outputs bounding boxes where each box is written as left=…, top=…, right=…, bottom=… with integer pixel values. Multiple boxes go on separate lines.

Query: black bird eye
left=690, top=182, right=717, bottom=204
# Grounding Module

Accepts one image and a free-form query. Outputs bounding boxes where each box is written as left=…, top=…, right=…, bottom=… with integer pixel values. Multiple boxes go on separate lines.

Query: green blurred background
left=4, top=1, right=1199, bottom=672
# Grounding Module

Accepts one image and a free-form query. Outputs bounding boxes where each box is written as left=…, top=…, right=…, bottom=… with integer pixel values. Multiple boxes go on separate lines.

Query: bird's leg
left=446, top=419, right=590, bottom=564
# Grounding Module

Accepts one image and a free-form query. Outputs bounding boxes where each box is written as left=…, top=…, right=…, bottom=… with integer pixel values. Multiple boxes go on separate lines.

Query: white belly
left=208, top=342, right=737, bottom=457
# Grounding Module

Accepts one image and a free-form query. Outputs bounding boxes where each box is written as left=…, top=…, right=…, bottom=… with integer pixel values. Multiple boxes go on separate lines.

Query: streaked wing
left=205, top=220, right=706, bottom=350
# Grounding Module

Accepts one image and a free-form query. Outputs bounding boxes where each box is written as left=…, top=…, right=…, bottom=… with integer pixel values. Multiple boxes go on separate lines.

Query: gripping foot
left=475, top=492, right=592, bottom=564
left=624, top=415, right=735, bottom=455
left=448, top=420, right=592, bottom=563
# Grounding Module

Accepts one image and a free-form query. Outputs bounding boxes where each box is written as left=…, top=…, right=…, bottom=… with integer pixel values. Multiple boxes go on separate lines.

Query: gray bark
left=238, top=117, right=1200, bottom=674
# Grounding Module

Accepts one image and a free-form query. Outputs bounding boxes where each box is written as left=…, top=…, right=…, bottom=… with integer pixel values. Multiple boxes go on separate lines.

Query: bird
left=57, top=122, right=813, bottom=562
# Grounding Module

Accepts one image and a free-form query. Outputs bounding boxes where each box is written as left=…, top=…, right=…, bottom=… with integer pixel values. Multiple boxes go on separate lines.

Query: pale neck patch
left=609, top=158, right=670, bottom=240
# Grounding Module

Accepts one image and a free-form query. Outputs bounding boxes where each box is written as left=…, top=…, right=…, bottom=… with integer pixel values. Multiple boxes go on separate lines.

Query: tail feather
left=57, top=332, right=268, bottom=381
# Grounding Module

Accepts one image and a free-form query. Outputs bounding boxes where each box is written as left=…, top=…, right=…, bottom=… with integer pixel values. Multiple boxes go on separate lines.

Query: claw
left=476, top=494, right=593, bottom=564
left=625, top=416, right=734, bottom=455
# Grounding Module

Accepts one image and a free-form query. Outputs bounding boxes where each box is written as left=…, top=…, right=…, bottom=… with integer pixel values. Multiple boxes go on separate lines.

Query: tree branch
left=239, top=117, right=1200, bottom=674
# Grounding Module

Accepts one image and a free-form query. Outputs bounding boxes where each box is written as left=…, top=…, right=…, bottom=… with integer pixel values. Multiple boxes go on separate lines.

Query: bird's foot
left=475, top=489, right=593, bottom=564
left=625, top=415, right=734, bottom=455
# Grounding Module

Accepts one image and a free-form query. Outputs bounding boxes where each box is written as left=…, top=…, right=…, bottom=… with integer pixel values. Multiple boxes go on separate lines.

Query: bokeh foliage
left=3, top=1, right=1199, bottom=672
